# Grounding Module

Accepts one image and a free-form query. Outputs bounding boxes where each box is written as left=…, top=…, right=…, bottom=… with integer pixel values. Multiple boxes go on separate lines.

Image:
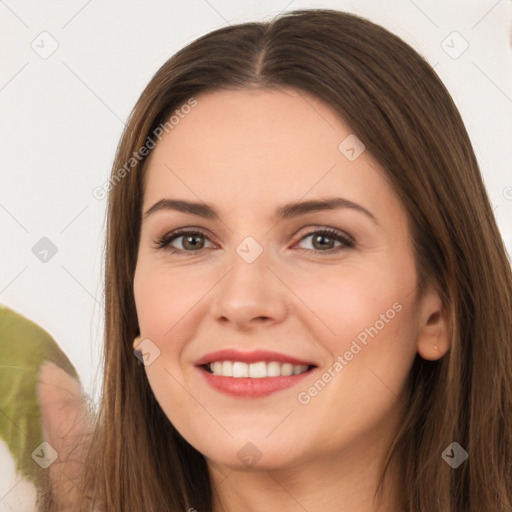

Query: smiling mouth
left=202, top=361, right=317, bottom=378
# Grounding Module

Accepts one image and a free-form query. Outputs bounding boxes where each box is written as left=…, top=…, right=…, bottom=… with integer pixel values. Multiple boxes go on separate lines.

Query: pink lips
left=194, top=348, right=318, bottom=398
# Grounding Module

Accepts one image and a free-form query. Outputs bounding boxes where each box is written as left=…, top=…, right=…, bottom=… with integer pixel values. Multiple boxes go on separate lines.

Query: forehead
left=142, top=88, right=396, bottom=220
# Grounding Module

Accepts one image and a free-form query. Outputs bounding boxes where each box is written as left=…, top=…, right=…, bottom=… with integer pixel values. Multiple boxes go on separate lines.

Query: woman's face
left=133, top=88, right=443, bottom=473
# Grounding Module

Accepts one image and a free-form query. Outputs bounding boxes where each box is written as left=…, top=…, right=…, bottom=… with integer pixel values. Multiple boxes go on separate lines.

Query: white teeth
left=232, top=361, right=249, bottom=378
left=207, top=361, right=310, bottom=378
left=293, top=364, right=304, bottom=375
left=249, top=362, right=267, bottom=378
left=212, top=362, right=223, bottom=375
left=281, top=363, right=294, bottom=376
left=267, top=361, right=281, bottom=377
left=222, top=361, right=233, bottom=377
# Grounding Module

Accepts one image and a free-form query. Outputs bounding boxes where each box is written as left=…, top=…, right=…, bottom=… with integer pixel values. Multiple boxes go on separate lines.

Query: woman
left=38, top=8, right=512, bottom=512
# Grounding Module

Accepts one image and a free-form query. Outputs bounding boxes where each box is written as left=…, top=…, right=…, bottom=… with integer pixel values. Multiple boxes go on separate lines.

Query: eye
left=154, top=229, right=214, bottom=254
left=153, top=227, right=354, bottom=255
left=294, top=227, right=354, bottom=254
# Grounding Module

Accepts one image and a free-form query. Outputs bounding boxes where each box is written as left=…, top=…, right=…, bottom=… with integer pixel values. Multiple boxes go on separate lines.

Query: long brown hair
left=45, top=8, right=512, bottom=511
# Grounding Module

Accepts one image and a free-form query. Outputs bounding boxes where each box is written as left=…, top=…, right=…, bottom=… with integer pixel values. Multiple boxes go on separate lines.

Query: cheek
left=293, top=261, right=419, bottom=417
left=289, top=259, right=419, bottom=414
left=133, top=260, right=206, bottom=339
left=133, top=261, right=205, bottom=420
left=290, top=260, right=417, bottom=349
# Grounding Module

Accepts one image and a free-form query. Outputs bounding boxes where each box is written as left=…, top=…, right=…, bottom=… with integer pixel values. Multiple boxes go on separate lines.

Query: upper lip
left=194, top=349, right=317, bottom=367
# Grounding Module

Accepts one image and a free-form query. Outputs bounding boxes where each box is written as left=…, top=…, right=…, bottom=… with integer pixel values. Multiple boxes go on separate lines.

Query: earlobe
left=416, top=288, right=451, bottom=361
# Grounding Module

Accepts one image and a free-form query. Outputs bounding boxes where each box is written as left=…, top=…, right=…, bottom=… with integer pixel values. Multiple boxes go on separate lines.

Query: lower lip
left=197, top=365, right=315, bottom=398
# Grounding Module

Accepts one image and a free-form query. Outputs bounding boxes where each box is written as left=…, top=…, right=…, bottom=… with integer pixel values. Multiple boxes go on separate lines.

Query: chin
left=195, top=436, right=305, bottom=472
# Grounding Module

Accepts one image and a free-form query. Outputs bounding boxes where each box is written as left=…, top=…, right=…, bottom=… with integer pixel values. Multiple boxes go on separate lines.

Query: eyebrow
left=143, top=197, right=377, bottom=224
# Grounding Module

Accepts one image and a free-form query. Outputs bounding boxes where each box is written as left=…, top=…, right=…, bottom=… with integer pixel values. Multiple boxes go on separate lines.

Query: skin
left=37, top=362, right=92, bottom=512
left=133, top=88, right=450, bottom=512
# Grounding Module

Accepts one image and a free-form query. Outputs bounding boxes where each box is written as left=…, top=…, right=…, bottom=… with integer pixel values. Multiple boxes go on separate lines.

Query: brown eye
left=296, top=228, right=354, bottom=254
left=311, top=233, right=336, bottom=250
left=154, top=227, right=354, bottom=255
left=155, top=230, right=213, bottom=253
left=180, top=233, right=205, bottom=251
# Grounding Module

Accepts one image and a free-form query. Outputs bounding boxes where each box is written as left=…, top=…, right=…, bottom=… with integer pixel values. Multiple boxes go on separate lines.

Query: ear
left=416, top=283, right=451, bottom=361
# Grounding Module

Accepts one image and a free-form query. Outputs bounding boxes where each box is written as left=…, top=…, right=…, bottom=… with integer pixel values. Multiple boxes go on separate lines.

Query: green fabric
left=0, top=304, right=79, bottom=483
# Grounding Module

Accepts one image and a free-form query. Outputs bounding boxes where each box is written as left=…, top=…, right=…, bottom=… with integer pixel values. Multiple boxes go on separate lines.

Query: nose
left=209, top=249, right=288, bottom=330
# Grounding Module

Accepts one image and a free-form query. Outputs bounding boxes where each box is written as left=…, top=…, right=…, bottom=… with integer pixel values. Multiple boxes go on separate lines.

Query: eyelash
left=153, top=227, right=355, bottom=256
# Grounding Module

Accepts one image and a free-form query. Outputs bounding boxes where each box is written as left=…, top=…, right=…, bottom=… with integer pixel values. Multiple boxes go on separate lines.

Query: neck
left=208, top=425, right=404, bottom=512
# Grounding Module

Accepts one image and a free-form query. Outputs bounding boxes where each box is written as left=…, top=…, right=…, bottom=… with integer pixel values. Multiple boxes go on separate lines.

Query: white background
left=1, top=0, right=511, bottom=403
